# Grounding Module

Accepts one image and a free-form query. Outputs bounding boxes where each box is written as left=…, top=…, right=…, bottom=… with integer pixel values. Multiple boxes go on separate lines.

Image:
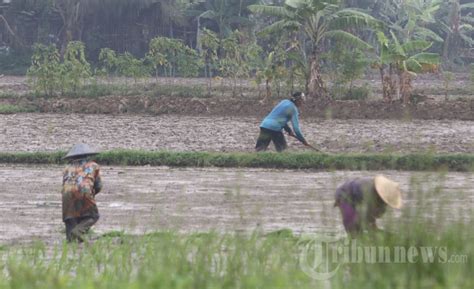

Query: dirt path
left=0, top=164, right=472, bottom=245
left=1, top=113, right=473, bottom=153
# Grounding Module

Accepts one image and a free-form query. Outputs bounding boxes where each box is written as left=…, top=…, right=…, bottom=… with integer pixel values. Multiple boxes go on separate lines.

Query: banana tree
left=378, top=31, right=440, bottom=104
left=372, top=31, right=397, bottom=102
left=249, top=0, right=381, bottom=99
left=391, top=0, right=443, bottom=42
left=255, top=48, right=288, bottom=102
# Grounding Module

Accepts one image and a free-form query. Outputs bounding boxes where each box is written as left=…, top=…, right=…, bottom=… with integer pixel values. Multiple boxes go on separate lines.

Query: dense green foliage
left=1, top=0, right=472, bottom=100
left=0, top=151, right=472, bottom=171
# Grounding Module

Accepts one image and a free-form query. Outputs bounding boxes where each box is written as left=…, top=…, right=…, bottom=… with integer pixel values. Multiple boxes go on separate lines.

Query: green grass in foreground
left=0, top=171, right=472, bottom=288
left=1, top=222, right=472, bottom=289
left=0, top=150, right=473, bottom=171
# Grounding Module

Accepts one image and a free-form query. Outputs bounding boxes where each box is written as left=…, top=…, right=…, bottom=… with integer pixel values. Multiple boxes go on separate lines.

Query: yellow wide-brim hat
left=374, top=175, right=403, bottom=209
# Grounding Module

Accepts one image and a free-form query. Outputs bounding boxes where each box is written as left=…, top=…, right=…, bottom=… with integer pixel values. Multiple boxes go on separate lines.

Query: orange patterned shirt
left=61, top=159, right=103, bottom=220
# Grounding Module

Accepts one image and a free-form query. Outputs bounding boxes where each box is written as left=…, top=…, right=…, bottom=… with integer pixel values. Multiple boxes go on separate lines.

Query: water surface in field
left=0, top=164, right=472, bottom=245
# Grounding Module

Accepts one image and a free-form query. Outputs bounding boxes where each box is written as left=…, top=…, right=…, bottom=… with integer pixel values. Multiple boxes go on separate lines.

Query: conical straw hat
left=63, top=143, right=99, bottom=160
left=374, top=175, right=403, bottom=209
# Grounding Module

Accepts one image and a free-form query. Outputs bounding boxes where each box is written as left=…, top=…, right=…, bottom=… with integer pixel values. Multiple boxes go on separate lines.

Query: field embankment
left=0, top=151, right=473, bottom=172
left=0, top=75, right=473, bottom=120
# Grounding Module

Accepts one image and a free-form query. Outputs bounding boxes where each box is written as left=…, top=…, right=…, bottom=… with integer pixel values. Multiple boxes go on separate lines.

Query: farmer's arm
left=339, top=201, right=361, bottom=235
left=62, top=168, right=68, bottom=185
left=93, top=165, right=103, bottom=195
left=290, top=109, right=307, bottom=144
left=283, top=124, right=293, bottom=135
left=367, top=217, right=378, bottom=230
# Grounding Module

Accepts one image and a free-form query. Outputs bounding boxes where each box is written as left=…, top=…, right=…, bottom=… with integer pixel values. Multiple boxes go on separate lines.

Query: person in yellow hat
left=334, top=175, right=402, bottom=236
left=61, top=143, right=103, bottom=242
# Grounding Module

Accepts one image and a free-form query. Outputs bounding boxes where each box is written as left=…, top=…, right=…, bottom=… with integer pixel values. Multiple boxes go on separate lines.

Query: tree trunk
left=380, top=66, right=393, bottom=102
left=56, top=0, right=81, bottom=56
left=307, top=49, right=326, bottom=99
left=196, top=18, right=202, bottom=53
left=442, top=0, right=461, bottom=65
left=399, top=70, right=412, bottom=104
left=0, top=15, right=24, bottom=47
left=265, top=79, right=271, bottom=101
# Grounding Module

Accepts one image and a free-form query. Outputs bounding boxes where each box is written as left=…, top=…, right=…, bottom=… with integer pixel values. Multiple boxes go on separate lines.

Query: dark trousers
left=65, top=215, right=99, bottom=242
left=255, top=127, right=287, bottom=152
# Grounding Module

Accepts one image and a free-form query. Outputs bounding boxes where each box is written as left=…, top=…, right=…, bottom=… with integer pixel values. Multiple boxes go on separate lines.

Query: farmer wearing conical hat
left=255, top=92, right=313, bottom=152
left=334, top=175, right=402, bottom=236
left=61, top=143, right=103, bottom=242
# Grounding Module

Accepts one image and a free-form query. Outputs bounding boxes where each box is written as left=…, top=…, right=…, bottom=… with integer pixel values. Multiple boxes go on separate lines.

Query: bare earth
left=0, top=164, right=472, bottom=245
left=1, top=113, right=473, bottom=153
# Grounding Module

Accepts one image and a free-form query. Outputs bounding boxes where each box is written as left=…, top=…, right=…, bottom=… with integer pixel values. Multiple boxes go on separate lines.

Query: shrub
left=27, top=42, right=92, bottom=96
left=61, top=41, right=92, bottom=93
left=27, top=44, right=62, bottom=96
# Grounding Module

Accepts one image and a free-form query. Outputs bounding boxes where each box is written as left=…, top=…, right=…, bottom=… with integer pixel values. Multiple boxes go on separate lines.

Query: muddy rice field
left=0, top=164, right=472, bottom=245
left=1, top=113, right=473, bottom=153
left=0, top=113, right=473, bottom=245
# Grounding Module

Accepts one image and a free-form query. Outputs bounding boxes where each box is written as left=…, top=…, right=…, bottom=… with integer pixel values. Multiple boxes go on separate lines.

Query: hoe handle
left=289, top=134, right=320, bottom=152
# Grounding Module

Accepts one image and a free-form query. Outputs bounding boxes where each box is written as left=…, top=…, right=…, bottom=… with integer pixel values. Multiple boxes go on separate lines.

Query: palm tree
left=249, top=0, right=381, bottom=99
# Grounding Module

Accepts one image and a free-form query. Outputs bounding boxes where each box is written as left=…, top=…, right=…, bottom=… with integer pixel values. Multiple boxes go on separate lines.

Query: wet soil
left=1, top=113, right=473, bottom=154
left=0, top=164, right=472, bottom=245
left=1, top=76, right=473, bottom=120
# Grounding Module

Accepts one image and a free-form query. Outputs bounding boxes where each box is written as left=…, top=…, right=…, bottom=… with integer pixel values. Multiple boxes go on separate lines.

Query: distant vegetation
left=1, top=1, right=472, bottom=103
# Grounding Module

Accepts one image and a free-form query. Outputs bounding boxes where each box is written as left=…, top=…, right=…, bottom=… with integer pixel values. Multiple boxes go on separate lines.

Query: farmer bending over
left=61, top=143, right=103, bottom=242
left=334, top=175, right=402, bottom=237
left=255, top=91, right=310, bottom=152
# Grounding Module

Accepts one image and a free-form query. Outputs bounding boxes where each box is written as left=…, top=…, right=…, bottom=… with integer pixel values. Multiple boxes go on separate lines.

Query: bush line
left=0, top=150, right=473, bottom=171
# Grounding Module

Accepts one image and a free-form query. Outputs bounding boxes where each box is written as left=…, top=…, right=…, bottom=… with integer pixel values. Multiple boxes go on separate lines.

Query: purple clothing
left=335, top=178, right=385, bottom=235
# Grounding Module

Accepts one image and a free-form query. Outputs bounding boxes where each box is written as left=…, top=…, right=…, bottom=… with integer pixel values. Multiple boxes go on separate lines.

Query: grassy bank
left=0, top=150, right=473, bottom=171
left=0, top=104, right=37, bottom=114
left=1, top=223, right=472, bottom=289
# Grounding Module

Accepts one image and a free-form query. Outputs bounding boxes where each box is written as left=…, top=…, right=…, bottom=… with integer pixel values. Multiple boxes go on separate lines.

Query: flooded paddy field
left=0, top=164, right=472, bottom=245
left=1, top=113, right=473, bottom=153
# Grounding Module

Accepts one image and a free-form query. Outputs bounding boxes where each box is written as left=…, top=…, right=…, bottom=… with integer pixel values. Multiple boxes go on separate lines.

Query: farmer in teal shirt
left=256, top=92, right=309, bottom=152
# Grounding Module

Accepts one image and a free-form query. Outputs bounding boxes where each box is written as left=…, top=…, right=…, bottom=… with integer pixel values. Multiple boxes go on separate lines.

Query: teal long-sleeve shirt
left=260, top=99, right=306, bottom=142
